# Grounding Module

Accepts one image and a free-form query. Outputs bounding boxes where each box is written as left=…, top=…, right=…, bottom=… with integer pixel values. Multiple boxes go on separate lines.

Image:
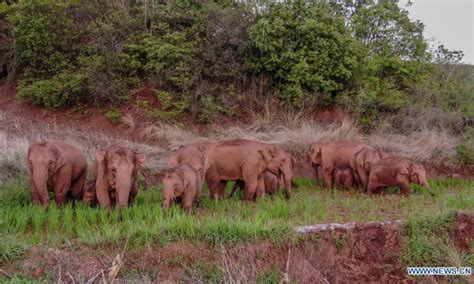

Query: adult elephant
left=206, top=139, right=291, bottom=200
left=308, top=141, right=369, bottom=188
left=367, top=157, right=431, bottom=195
left=88, top=145, right=145, bottom=209
left=350, top=147, right=390, bottom=189
left=27, top=140, right=87, bottom=207
left=228, top=153, right=297, bottom=198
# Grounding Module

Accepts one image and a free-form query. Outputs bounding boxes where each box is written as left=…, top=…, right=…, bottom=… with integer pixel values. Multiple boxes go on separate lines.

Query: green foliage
left=249, top=1, right=363, bottom=107
left=1, top=0, right=471, bottom=130
left=181, top=262, right=222, bottom=283
left=152, top=91, right=191, bottom=120
left=401, top=213, right=470, bottom=269
left=105, top=108, right=122, bottom=124
left=7, top=1, right=78, bottom=80
left=256, top=266, right=280, bottom=284
left=455, top=142, right=474, bottom=166
left=0, top=235, right=28, bottom=263
left=17, top=71, right=85, bottom=108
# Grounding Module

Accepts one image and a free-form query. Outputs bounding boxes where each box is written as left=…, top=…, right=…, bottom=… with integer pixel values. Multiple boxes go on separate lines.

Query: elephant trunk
left=163, top=197, right=171, bottom=210
left=420, top=177, right=431, bottom=190
left=281, top=170, right=292, bottom=199
left=115, top=171, right=132, bottom=209
left=32, top=167, right=49, bottom=206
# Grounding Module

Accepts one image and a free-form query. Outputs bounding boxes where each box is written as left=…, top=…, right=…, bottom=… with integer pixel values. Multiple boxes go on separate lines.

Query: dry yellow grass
left=0, top=109, right=461, bottom=183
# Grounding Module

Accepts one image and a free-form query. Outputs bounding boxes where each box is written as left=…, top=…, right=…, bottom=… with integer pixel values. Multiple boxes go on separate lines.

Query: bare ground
left=2, top=212, right=472, bottom=283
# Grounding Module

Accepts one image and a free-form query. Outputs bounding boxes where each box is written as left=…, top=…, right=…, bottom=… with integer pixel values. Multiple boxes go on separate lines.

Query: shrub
left=105, top=108, right=122, bottom=124
left=17, top=71, right=86, bottom=108
left=455, top=143, right=474, bottom=166
left=248, top=1, right=363, bottom=107
left=7, top=1, right=79, bottom=80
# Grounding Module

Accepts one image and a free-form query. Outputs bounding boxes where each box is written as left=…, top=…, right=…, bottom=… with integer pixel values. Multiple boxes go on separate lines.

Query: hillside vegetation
left=0, top=1, right=472, bottom=134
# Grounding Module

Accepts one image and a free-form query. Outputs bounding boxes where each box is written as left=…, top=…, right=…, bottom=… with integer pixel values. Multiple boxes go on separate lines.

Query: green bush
left=249, top=1, right=363, bottom=107
left=7, top=1, right=79, bottom=80
left=455, top=143, right=474, bottom=166
left=17, top=71, right=85, bottom=108
left=105, top=108, right=122, bottom=124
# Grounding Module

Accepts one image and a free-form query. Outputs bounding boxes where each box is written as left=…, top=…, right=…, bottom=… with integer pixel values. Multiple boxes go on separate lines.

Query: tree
left=248, top=1, right=364, bottom=107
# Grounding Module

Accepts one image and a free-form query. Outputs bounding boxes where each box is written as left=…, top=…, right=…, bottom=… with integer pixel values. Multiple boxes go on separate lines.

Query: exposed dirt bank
left=3, top=212, right=472, bottom=283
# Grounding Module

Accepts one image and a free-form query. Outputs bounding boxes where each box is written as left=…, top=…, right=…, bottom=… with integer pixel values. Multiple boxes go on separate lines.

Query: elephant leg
left=182, top=190, right=196, bottom=214
left=344, top=178, right=353, bottom=190
left=70, top=168, right=87, bottom=200
left=312, top=165, right=321, bottom=186
left=322, top=167, right=334, bottom=188
left=255, top=177, right=265, bottom=198
left=205, top=170, right=221, bottom=200
left=367, top=181, right=381, bottom=195
left=358, top=169, right=369, bottom=189
left=53, top=177, right=72, bottom=206
left=128, top=180, right=139, bottom=206
left=217, top=181, right=227, bottom=199
left=242, top=173, right=258, bottom=201
left=29, top=178, right=41, bottom=205
left=396, top=174, right=411, bottom=196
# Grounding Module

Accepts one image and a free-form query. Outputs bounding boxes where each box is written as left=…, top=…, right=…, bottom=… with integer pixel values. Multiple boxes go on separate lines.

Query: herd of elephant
left=26, top=139, right=431, bottom=212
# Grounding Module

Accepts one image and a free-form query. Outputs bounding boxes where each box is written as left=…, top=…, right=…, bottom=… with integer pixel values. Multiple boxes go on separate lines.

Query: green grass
left=0, top=177, right=472, bottom=250
left=402, top=212, right=474, bottom=282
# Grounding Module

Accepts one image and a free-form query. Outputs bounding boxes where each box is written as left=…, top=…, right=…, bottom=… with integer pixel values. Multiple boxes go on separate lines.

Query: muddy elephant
left=27, top=141, right=87, bottom=207
left=228, top=153, right=297, bottom=198
left=350, top=147, right=390, bottom=189
left=308, top=141, right=369, bottom=188
left=167, top=144, right=210, bottom=182
left=367, top=157, right=431, bottom=196
left=162, top=163, right=202, bottom=213
left=86, top=145, right=145, bottom=209
left=333, top=167, right=355, bottom=190
left=206, top=139, right=291, bottom=200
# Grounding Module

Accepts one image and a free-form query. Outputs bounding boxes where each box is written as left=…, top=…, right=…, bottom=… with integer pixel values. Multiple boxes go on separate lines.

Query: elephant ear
left=259, top=146, right=273, bottom=164
left=94, top=150, right=111, bottom=208
left=50, top=143, right=67, bottom=173
left=202, top=154, right=210, bottom=177
left=167, top=155, right=179, bottom=167
left=133, top=152, right=146, bottom=179
left=399, top=167, right=410, bottom=178
left=378, top=149, right=390, bottom=159
left=290, top=154, right=297, bottom=171
left=95, top=150, right=107, bottom=178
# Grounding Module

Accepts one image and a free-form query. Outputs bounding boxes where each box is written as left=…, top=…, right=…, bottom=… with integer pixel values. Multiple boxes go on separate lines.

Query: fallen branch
left=294, top=220, right=403, bottom=234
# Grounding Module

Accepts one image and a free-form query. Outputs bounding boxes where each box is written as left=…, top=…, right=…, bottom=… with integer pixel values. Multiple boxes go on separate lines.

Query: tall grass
left=140, top=119, right=460, bottom=166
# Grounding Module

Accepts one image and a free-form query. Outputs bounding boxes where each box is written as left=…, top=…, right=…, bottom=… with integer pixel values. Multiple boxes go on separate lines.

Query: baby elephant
left=333, top=167, right=355, bottom=190
left=27, top=141, right=87, bottom=207
left=162, top=163, right=202, bottom=213
left=367, top=157, right=431, bottom=196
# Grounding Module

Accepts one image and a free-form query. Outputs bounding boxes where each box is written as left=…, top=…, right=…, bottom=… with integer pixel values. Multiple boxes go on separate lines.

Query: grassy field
left=0, top=176, right=473, bottom=282
left=0, top=177, right=472, bottom=250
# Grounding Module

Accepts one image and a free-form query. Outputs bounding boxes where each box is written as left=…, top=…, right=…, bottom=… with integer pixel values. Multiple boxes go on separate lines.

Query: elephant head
left=27, top=142, right=66, bottom=204
left=308, top=143, right=322, bottom=168
left=168, top=146, right=209, bottom=181
left=162, top=167, right=186, bottom=209
left=408, top=163, right=430, bottom=189
left=358, top=148, right=390, bottom=171
left=259, top=144, right=292, bottom=199
left=94, top=145, right=145, bottom=209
